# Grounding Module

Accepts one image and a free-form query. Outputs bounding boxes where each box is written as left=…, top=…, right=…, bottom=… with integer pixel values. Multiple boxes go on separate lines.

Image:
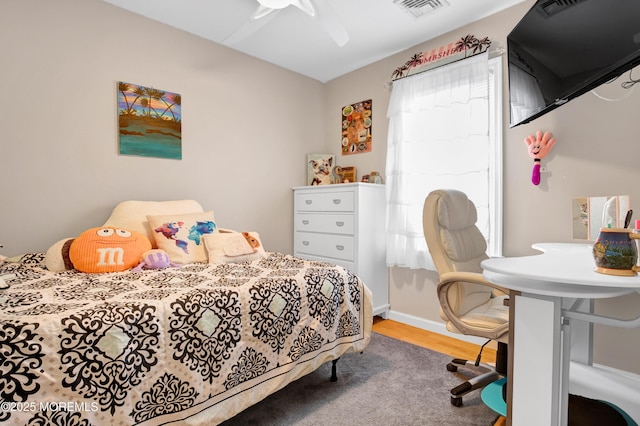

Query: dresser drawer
left=294, top=233, right=354, bottom=261
left=295, top=191, right=355, bottom=212
left=295, top=213, right=354, bottom=235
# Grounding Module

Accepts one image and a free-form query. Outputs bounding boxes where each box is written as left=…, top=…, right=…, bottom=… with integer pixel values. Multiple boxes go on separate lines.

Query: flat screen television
left=507, top=0, right=640, bottom=127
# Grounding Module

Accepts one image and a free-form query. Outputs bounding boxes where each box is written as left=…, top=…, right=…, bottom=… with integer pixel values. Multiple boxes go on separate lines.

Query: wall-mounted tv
left=507, top=0, right=640, bottom=127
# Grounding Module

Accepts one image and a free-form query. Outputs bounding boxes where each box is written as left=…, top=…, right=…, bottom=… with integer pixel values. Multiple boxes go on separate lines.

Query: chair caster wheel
left=451, top=396, right=463, bottom=407
left=446, top=363, right=458, bottom=372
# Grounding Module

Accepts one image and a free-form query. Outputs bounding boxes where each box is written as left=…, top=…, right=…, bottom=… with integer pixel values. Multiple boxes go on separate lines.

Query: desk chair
left=423, top=189, right=509, bottom=407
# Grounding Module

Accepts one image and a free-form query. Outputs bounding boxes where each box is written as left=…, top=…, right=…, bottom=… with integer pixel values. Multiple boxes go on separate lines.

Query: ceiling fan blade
left=290, top=0, right=315, bottom=16
left=251, top=4, right=279, bottom=20
left=222, top=5, right=280, bottom=45
left=311, top=0, right=349, bottom=47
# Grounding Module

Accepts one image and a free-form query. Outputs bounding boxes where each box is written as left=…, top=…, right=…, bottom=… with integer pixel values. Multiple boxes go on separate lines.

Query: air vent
left=537, top=0, right=587, bottom=18
left=393, top=0, right=450, bottom=19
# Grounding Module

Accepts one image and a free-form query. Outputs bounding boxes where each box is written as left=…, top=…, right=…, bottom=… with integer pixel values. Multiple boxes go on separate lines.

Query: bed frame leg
left=330, top=358, right=340, bottom=382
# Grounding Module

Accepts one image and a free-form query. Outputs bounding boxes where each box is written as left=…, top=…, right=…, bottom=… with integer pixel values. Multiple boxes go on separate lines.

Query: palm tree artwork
left=117, top=82, right=182, bottom=159
left=455, top=35, right=491, bottom=58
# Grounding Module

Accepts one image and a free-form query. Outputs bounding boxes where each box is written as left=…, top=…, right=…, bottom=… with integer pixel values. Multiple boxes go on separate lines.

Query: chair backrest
left=423, top=189, right=493, bottom=317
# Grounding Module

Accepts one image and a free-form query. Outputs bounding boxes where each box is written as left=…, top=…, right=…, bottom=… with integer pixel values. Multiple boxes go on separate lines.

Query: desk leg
left=511, top=294, right=564, bottom=426
left=561, top=316, right=571, bottom=426
left=565, top=298, right=593, bottom=365
left=506, top=290, right=517, bottom=426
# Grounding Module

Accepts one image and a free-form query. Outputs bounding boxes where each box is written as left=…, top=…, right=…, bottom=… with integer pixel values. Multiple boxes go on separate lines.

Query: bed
left=0, top=200, right=372, bottom=425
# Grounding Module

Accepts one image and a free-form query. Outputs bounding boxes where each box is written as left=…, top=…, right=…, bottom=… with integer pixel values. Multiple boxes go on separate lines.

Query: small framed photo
left=333, top=166, right=357, bottom=183
left=307, top=154, right=335, bottom=185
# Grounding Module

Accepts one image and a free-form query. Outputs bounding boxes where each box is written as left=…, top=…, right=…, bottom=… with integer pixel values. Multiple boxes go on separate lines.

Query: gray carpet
left=221, top=332, right=501, bottom=425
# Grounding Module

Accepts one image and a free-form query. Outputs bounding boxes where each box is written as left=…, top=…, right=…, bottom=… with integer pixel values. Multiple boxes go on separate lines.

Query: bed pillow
left=45, top=237, right=75, bottom=271
left=204, top=231, right=267, bottom=264
left=69, top=227, right=152, bottom=273
left=103, top=200, right=204, bottom=247
left=147, top=211, right=217, bottom=264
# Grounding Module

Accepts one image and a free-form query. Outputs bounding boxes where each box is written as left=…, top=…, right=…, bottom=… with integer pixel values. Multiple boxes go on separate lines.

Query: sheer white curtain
left=385, top=53, right=491, bottom=270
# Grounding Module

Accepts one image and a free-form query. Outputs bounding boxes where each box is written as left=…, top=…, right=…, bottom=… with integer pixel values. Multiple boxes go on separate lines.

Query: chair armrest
left=438, top=271, right=508, bottom=294
left=437, top=271, right=509, bottom=340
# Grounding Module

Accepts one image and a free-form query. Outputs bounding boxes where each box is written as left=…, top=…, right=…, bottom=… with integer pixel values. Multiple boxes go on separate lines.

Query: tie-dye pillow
left=147, top=211, right=217, bottom=264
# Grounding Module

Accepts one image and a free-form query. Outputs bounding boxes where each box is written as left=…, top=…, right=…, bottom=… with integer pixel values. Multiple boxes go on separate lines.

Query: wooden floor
left=372, top=316, right=497, bottom=362
left=372, top=317, right=506, bottom=426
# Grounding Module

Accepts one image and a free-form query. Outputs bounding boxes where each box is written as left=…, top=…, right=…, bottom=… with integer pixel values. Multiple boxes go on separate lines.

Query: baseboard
left=386, top=309, right=489, bottom=346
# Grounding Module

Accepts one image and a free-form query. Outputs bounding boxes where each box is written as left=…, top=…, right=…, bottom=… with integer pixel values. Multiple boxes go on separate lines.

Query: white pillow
left=45, top=238, right=75, bottom=271
left=204, top=231, right=267, bottom=264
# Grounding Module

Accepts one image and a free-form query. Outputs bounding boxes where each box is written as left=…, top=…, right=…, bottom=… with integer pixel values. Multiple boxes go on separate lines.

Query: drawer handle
left=335, top=221, right=344, bottom=227
left=305, top=200, right=313, bottom=205
left=336, top=245, right=344, bottom=251
left=302, top=241, right=310, bottom=246
left=332, top=199, right=342, bottom=205
left=302, top=220, right=310, bottom=225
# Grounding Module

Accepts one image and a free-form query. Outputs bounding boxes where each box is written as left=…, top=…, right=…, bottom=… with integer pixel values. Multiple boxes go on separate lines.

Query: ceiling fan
left=223, top=0, right=349, bottom=47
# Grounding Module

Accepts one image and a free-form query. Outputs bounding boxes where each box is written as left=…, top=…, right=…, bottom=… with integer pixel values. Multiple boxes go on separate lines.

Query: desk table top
left=482, top=243, right=640, bottom=298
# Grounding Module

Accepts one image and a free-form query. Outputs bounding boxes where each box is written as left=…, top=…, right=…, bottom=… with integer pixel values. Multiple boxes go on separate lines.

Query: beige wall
left=325, top=0, right=640, bottom=374
left=3, top=0, right=639, bottom=373
left=1, top=0, right=325, bottom=256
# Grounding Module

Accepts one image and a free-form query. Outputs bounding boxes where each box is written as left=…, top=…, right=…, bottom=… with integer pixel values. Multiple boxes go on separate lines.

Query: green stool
left=481, top=377, right=506, bottom=417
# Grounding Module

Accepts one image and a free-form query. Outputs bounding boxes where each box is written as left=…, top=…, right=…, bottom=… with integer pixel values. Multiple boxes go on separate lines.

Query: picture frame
left=117, top=81, right=182, bottom=160
left=341, top=99, right=372, bottom=155
left=333, top=166, right=357, bottom=183
left=307, top=154, right=335, bottom=185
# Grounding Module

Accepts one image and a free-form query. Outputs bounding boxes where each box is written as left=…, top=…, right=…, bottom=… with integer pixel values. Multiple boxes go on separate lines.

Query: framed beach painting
left=117, top=81, right=182, bottom=160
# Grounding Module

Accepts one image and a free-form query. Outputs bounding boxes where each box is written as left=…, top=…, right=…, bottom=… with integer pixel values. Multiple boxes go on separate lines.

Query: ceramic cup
left=592, top=227, right=640, bottom=276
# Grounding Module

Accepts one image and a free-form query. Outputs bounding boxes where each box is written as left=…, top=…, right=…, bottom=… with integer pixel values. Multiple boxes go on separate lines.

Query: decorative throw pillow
left=204, top=230, right=267, bottom=264
left=69, top=227, right=152, bottom=273
left=102, top=200, right=204, bottom=247
left=147, top=211, right=217, bottom=264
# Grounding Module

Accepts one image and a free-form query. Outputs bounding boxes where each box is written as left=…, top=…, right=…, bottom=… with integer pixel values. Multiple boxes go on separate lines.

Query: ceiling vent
left=537, top=0, right=587, bottom=18
left=393, top=0, right=450, bottom=19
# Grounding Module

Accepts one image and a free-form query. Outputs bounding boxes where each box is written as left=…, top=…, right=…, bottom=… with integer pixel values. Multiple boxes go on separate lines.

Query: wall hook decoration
left=525, top=130, right=556, bottom=185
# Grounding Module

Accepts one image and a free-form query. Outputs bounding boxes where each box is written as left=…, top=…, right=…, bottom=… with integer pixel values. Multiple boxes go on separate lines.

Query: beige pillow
left=103, top=200, right=204, bottom=247
left=45, top=238, right=75, bottom=271
left=147, top=211, right=217, bottom=264
left=204, top=231, right=267, bottom=264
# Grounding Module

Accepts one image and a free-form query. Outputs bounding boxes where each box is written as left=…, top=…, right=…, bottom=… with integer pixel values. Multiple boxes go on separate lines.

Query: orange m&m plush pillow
left=69, top=227, right=152, bottom=273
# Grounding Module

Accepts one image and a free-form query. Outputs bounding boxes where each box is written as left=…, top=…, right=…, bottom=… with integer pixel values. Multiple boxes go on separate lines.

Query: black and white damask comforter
left=0, top=252, right=372, bottom=425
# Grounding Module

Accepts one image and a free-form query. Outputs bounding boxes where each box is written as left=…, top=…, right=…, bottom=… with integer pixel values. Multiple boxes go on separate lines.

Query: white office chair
left=423, top=189, right=509, bottom=407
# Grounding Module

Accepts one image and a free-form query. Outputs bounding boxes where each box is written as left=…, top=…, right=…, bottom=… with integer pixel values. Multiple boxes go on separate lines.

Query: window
left=385, top=53, right=503, bottom=270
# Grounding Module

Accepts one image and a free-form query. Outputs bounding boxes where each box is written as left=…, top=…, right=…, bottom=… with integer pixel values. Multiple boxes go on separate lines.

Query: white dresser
left=293, top=183, right=389, bottom=317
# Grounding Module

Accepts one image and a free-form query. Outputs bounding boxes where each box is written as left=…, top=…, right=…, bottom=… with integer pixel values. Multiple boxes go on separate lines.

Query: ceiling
left=99, top=0, right=528, bottom=83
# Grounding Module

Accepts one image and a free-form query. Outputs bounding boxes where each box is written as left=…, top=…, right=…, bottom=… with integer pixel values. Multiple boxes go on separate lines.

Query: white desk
left=482, top=243, right=640, bottom=426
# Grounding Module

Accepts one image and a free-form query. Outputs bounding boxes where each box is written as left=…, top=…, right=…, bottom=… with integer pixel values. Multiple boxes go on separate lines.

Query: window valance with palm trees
left=391, top=35, right=491, bottom=82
